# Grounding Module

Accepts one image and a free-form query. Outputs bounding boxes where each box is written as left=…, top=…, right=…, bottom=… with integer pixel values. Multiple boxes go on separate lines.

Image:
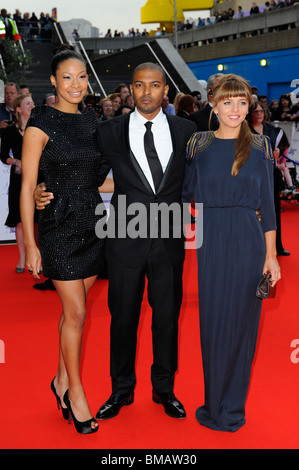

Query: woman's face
left=281, top=97, right=290, bottom=108
left=102, top=100, right=113, bottom=117
left=214, top=95, right=249, bottom=133
left=112, top=96, right=121, bottom=111
left=17, top=96, right=35, bottom=119
left=251, top=104, right=265, bottom=124
left=126, top=95, right=134, bottom=107
left=51, top=58, right=88, bottom=109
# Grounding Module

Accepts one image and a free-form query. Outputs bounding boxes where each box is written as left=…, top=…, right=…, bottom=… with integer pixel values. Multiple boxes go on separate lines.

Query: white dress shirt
left=129, top=108, right=173, bottom=192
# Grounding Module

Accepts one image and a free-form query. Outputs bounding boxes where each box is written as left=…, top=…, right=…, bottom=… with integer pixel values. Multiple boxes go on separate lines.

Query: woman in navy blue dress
left=183, top=74, right=281, bottom=432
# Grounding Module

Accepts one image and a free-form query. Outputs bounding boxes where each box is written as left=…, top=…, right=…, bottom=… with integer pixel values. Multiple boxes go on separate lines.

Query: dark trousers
left=274, top=167, right=284, bottom=252
left=107, top=238, right=184, bottom=395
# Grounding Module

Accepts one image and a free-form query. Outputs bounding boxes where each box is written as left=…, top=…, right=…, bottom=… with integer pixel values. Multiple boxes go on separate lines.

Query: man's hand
left=273, top=148, right=280, bottom=160
left=0, top=119, right=9, bottom=129
left=33, top=182, right=54, bottom=210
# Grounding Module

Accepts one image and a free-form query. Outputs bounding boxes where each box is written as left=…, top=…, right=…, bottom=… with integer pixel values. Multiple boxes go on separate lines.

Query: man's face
left=120, top=86, right=129, bottom=101
left=130, top=68, right=169, bottom=120
left=5, top=86, right=19, bottom=109
left=162, top=96, right=169, bottom=110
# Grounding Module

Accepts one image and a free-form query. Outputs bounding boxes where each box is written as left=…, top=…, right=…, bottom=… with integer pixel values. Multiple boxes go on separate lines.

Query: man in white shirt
left=161, top=96, right=176, bottom=116
left=95, top=63, right=196, bottom=420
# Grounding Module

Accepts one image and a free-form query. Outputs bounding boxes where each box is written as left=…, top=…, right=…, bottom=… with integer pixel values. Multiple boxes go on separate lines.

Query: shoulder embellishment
left=251, top=134, right=274, bottom=161
left=186, top=131, right=214, bottom=159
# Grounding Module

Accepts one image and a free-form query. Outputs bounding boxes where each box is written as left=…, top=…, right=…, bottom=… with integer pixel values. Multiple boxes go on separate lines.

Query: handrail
left=145, top=42, right=180, bottom=93
left=0, top=53, right=6, bottom=79
left=53, top=21, right=64, bottom=44
left=77, top=40, right=107, bottom=97
left=69, top=40, right=94, bottom=94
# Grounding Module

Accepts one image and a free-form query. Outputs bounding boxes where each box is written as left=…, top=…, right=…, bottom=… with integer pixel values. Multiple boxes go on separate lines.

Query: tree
left=0, top=39, right=36, bottom=83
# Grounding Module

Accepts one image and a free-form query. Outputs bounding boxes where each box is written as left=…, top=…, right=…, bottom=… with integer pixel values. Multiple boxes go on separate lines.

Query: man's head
left=206, top=73, right=224, bottom=103
left=130, top=62, right=168, bottom=120
left=5, top=83, right=20, bottom=110
left=114, top=83, right=130, bottom=102
left=162, top=96, right=170, bottom=110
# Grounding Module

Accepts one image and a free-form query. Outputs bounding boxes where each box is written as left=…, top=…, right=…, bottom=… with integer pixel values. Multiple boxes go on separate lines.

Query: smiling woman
left=50, top=48, right=89, bottom=113
left=183, top=73, right=281, bottom=432
left=20, top=44, right=112, bottom=435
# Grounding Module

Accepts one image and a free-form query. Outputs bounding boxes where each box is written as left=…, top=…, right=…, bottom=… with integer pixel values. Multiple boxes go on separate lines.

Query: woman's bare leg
left=54, top=275, right=97, bottom=405
left=15, top=222, right=26, bottom=269
left=53, top=275, right=98, bottom=426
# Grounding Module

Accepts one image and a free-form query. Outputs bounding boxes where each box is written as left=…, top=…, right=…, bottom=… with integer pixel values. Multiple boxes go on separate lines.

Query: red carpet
left=1, top=200, right=299, bottom=452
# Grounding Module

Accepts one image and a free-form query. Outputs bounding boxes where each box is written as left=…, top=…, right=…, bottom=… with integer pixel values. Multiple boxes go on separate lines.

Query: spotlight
left=260, top=59, right=267, bottom=67
left=217, top=64, right=224, bottom=71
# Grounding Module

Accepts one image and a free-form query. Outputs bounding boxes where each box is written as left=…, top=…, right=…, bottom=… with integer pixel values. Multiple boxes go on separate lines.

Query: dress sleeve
left=96, top=123, right=111, bottom=186
left=182, top=132, right=198, bottom=203
left=26, top=106, right=49, bottom=137
left=260, top=136, right=277, bottom=233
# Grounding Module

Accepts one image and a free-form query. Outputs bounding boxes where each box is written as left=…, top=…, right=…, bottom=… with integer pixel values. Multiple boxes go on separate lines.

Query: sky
left=7, top=1, right=210, bottom=36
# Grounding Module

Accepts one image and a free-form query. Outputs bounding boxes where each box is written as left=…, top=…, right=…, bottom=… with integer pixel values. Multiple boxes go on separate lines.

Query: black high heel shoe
left=50, top=377, right=69, bottom=420
left=63, top=390, right=99, bottom=434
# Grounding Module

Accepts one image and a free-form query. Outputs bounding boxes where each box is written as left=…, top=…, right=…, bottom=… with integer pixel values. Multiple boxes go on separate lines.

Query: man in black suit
left=34, top=63, right=196, bottom=420
left=190, top=73, right=224, bottom=131
left=95, top=63, right=196, bottom=420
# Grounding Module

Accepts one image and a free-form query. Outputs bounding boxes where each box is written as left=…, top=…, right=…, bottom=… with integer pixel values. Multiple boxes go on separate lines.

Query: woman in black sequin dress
left=20, top=46, right=112, bottom=434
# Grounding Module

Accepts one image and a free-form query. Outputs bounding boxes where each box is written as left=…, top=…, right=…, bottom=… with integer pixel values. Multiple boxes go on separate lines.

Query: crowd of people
left=105, top=0, right=299, bottom=37
left=2, top=8, right=55, bottom=41
left=3, top=0, right=299, bottom=45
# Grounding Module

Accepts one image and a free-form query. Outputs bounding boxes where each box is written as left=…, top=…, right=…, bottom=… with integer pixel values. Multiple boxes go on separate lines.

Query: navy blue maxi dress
left=182, top=131, right=276, bottom=432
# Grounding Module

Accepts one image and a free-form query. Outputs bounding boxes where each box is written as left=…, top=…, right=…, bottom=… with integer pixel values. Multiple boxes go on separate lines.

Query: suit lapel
left=156, top=114, right=177, bottom=194
left=123, top=112, right=154, bottom=194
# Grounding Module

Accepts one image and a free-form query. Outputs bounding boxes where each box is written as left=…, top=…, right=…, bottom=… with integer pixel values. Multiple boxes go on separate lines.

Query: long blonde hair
left=213, top=74, right=253, bottom=177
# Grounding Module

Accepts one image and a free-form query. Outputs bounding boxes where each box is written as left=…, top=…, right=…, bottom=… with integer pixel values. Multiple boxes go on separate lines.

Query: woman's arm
left=20, top=127, right=48, bottom=279
left=262, top=230, right=281, bottom=286
left=98, top=177, right=114, bottom=193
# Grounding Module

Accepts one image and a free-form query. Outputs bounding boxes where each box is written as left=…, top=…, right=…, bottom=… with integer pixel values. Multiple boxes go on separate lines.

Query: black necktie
left=144, top=121, right=163, bottom=192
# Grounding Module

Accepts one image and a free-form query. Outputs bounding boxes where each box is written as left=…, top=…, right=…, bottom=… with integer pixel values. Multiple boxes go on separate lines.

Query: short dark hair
left=132, top=62, right=166, bottom=84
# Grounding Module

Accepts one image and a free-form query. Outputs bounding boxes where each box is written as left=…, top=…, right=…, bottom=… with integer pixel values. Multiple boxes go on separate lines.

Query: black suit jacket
left=97, top=111, right=196, bottom=268
left=190, top=104, right=219, bottom=131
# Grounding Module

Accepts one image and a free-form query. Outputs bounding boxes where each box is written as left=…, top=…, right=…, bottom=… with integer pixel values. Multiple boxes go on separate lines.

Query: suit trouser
left=107, top=238, right=184, bottom=395
left=274, top=167, right=284, bottom=252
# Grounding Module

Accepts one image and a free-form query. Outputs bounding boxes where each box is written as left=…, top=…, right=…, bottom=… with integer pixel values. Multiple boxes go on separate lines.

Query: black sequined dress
left=26, top=105, right=105, bottom=280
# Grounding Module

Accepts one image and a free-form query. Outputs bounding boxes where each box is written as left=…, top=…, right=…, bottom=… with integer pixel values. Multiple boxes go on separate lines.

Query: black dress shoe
left=152, top=390, right=186, bottom=419
left=277, top=249, right=291, bottom=256
left=33, top=279, right=56, bottom=290
left=96, top=392, right=134, bottom=420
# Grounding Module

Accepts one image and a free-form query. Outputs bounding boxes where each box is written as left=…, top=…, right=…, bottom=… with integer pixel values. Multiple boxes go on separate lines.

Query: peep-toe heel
left=63, top=390, right=99, bottom=434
